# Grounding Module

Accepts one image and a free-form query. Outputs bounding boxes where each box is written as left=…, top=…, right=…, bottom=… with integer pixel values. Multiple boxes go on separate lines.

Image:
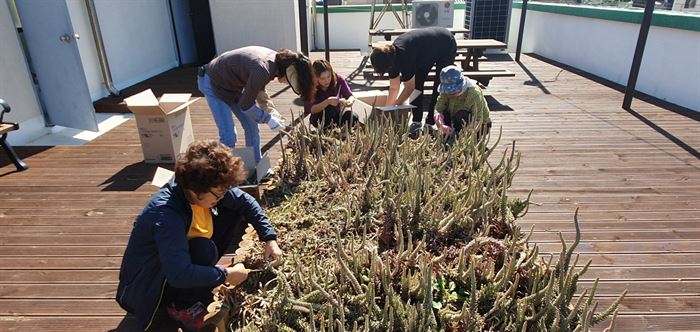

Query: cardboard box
left=125, top=89, right=197, bottom=163
left=232, top=147, right=271, bottom=202
left=353, top=90, right=416, bottom=125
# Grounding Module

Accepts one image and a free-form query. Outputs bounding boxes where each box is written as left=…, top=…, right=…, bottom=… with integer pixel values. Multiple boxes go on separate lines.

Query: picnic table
left=369, top=27, right=469, bottom=41
left=371, top=38, right=507, bottom=71
left=454, top=39, right=507, bottom=71
left=369, top=38, right=514, bottom=85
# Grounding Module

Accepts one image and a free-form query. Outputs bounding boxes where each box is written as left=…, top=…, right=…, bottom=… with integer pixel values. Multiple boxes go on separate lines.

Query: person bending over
left=370, top=27, right=456, bottom=137
left=198, top=46, right=314, bottom=161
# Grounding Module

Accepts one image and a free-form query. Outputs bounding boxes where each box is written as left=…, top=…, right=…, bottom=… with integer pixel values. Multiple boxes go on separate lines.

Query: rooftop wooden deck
left=0, top=52, right=698, bottom=331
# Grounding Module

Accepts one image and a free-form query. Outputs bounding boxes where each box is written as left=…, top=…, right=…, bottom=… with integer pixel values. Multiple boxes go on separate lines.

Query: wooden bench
left=0, top=99, right=29, bottom=171
left=362, top=67, right=514, bottom=79
left=423, top=71, right=515, bottom=89
left=365, top=53, right=484, bottom=66
left=356, top=68, right=515, bottom=97
left=361, top=67, right=515, bottom=87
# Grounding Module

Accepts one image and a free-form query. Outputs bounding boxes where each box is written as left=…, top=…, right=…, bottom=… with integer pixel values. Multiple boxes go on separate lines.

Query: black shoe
left=408, top=122, right=422, bottom=139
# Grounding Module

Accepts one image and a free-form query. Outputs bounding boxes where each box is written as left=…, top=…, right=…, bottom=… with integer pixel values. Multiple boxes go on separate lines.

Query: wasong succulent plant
left=217, top=114, right=625, bottom=332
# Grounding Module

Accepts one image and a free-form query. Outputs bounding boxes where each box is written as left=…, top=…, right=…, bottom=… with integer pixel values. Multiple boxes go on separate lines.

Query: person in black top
left=370, top=27, right=457, bottom=136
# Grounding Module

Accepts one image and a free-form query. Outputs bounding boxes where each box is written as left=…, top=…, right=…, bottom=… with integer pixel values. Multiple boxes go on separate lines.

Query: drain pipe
left=85, top=0, right=120, bottom=96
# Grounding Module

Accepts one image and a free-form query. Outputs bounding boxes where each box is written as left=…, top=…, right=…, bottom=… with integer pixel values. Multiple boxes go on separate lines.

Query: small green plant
left=432, top=275, right=468, bottom=310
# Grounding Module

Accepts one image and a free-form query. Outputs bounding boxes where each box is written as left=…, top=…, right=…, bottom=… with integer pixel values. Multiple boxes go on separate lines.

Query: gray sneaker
left=408, top=121, right=422, bottom=139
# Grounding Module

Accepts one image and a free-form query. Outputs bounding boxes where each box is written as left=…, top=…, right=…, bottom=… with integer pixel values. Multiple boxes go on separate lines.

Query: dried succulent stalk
left=225, top=115, right=624, bottom=331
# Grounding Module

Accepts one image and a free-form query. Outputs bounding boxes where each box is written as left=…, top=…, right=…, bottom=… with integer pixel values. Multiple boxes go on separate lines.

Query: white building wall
left=0, top=0, right=47, bottom=144
left=508, top=7, right=700, bottom=111
left=210, top=0, right=300, bottom=54
left=62, top=0, right=180, bottom=101
left=92, top=0, right=179, bottom=94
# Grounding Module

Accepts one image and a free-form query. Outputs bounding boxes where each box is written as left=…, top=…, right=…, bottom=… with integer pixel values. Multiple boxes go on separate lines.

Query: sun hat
left=437, top=65, right=467, bottom=94
left=286, top=65, right=301, bottom=95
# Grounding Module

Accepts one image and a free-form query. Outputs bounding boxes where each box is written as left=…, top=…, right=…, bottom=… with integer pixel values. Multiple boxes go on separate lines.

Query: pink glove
left=440, top=125, right=454, bottom=135
left=434, top=113, right=454, bottom=135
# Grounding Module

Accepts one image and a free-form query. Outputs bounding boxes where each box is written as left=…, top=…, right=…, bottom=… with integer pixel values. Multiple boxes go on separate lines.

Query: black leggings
left=163, top=211, right=249, bottom=309
left=311, top=106, right=360, bottom=130
left=410, top=45, right=457, bottom=125
left=446, top=110, right=492, bottom=139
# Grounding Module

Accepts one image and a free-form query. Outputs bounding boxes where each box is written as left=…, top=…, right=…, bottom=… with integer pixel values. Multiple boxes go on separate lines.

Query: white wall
left=313, top=8, right=466, bottom=53
left=210, top=0, right=300, bottom=54
left=93, top=0, right=179, bottom=93
left=65, top=0, right=179, bottom=100
left=508, top=7, right=700, bottom=111
left=0, top=0, right=47, bottom=144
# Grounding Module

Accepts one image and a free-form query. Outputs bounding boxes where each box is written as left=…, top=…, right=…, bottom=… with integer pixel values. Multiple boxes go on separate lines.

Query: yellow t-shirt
left=188, top=205, right=213, bottom=239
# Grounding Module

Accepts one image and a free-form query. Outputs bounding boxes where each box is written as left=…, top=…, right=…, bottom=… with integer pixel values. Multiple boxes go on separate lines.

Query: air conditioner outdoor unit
left=411, top=0, right=454, bottom=28
left=464, top=0, right=513, bottom=43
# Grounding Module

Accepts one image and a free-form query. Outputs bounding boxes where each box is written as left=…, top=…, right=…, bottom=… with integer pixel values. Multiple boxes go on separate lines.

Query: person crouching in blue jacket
left=116, top=140, right=282, bottom=331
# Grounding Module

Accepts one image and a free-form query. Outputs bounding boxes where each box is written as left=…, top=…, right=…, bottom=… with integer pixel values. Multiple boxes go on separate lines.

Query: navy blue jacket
left=116, top=181, right=277, bottom=330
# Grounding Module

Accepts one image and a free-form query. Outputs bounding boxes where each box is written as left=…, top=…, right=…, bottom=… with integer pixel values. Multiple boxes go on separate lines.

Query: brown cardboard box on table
left=352, top=90, right=416, bottom=125
left=125, top=89, right=197, bottom=163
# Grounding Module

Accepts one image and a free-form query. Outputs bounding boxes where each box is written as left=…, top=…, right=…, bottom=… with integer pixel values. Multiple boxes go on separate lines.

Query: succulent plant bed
left=214, top=117, right=626, bottom=332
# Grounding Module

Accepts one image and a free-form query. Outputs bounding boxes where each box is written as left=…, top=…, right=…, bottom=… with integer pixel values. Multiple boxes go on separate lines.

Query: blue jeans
left=197, top=73, right=262, bottom=162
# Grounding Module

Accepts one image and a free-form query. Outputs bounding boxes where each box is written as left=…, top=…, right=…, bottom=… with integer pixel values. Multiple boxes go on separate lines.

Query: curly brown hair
left=174, top=140, right=247, bottom=194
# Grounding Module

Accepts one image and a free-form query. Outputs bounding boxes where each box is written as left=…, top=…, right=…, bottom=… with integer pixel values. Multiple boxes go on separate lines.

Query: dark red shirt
left=304, top=74, right=353, bottom=123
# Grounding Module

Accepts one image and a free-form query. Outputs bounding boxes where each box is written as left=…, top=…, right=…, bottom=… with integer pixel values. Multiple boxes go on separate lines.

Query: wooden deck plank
left=1, top=51, right=698, bottom=331
left=0, top=284, right=117, bottom=298
left=592, top=315, right=700, bottom=332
